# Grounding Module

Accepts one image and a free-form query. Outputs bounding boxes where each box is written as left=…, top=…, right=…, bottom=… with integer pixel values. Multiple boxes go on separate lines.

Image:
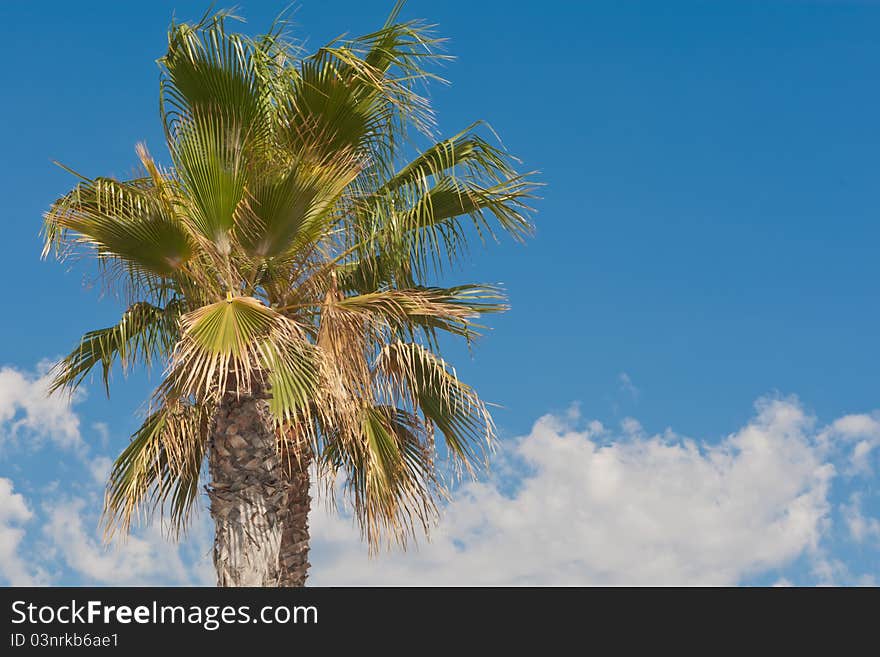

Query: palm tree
left=42, top=6, right=535, bottom=586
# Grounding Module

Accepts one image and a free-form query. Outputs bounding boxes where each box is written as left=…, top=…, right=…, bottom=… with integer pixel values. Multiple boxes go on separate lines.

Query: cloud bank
left=0, top=361, right=877, bottom=586
left=309, top=397, right=850, bottom=585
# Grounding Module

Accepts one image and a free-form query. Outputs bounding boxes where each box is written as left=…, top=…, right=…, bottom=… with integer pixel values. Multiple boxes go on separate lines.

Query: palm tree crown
left=43, top=6, right=535, bottom=557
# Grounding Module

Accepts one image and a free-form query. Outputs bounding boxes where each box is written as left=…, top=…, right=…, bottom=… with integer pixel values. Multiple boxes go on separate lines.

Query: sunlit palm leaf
left=345, top=159, right=536, bottom=285
left=168, top=296, right=317, bottom=411
left=104, top=398, right=212, bottom=537
left=406, top=175, right=535, bottom=240
left=50, top=300, right=183, bottom=395
left=234, top=147, right=361, bottom=259
left=171, top=111, right=249, bottom=247
left=336, top=284, right=507, bottom=341
left=44, top=176, right=194, bottom=276
left=377, top=341, right=493, bottom=473
left=376, top=123, right=514, bottom=196
left=160, top=10, right=270, bottom=142
left=323, top=404, right=439, bottom=548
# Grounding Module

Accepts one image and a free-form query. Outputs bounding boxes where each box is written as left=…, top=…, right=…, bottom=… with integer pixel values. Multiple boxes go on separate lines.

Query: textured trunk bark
left=208, top=394, right=312, bottom=587
left=277, top=431, right=312, bottom=587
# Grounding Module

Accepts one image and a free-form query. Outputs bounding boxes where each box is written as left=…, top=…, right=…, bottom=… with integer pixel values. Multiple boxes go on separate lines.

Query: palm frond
left=376, top=341, right=494, bottom=474
left=160, top=10, right=270, bottom=142
left=405, top=175, right=536, bottom=241
left=43, top=175, right=194, bottom=276
left=167, top=296, right=317, bottom=412
left=170, top=110, right=249, bottom=247
left=336, top=284, right=507, bottom=342
left=376, top=123, right=514, bottom=196
left=234, top=144, right=361, bottom=259
left=345, top=167, right=537, bottom=285
left=50, top=300, right=183, bottom=395
left=104, top=397, right=212, bottom=537
left=322, top=404, right=439, bottom=549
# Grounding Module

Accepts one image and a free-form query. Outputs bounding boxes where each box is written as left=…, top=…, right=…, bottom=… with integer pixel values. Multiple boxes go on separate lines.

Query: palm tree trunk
left=207, top=393, right=312, bottom=586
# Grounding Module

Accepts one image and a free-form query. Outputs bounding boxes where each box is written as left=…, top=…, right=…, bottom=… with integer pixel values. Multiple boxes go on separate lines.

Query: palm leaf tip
left=49, top=301, right=182, bottom=397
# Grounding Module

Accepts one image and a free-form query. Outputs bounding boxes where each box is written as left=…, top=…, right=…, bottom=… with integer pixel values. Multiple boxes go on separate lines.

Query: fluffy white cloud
left=40, top=497, right=214, bottom=586
left=0, top=362, right=212, bottom=587
left=309, top=397, right=839, bottom=585
left=0, top=478, right=46, bottom=585
left=0, top=363, right=83, bottom=450
left=1, top=383, right=878, bottom=587
left=0, top=362, right=118, bottom=485
left=821, top=413, right=880, bottom=475
left=86, top=455, right=113, bottom=483
left=0, top=478, right=214, bottom=587
left=841, top=493, right=880, bottom=544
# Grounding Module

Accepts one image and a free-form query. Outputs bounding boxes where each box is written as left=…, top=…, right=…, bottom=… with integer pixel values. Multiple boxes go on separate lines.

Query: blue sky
left=0, top=0, right=878, bottom=586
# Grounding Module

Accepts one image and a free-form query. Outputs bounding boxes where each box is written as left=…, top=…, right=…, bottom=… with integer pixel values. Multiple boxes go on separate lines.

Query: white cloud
left=810, top=554, right=876, bottom=587
left=0, top=361, right=216, bottom=587
left=0, top=478, right=47, bottom=585
left=0, top=362, right=120, bottom=484
left=0, top=363, right=83, bottom=451
left=620, top=416, right=643, bottom=436
left=0, top=477, right=215, bottom=587
left=617, top=372, right=639, bottom=399
left=841, top=493, right=880, bottom=544
left=86, top=455, right=113, bottom=483
left=92, top=422, right=111, bottom=450
left=309, top=396, right=838, bottom=586
left=1, top=371, right=877, bottom=587
left=41, top=496, right=214, bottom=586
left=821, top=413, right=880, bottom=474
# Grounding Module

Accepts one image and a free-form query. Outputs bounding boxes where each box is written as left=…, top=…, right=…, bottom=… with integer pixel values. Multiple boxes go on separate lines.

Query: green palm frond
left=363, top=0, right=447, bottom=80
left=168, top=295, right=316, bottom=405
left=50, top=300, right=183, bottom=395
left=376, top=123, right=514, bottom=196
left=376, top=341, right=494, bottom=474
left=405, top=175, right=536, bottom=241
left=160, top=9, right=271, bottom=142
left=43, top=175, right=194, bottom=276
left=234, top=145, right=361, bottom=259
left=170, top=110, right=249, bottom=247
left=104, top=397, right=213, bottom=537
left=336, top=284, right=507, bottom=342
left=322, top=404, right=439, bottom=549
left=344, top=135, right=537, bottom=284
